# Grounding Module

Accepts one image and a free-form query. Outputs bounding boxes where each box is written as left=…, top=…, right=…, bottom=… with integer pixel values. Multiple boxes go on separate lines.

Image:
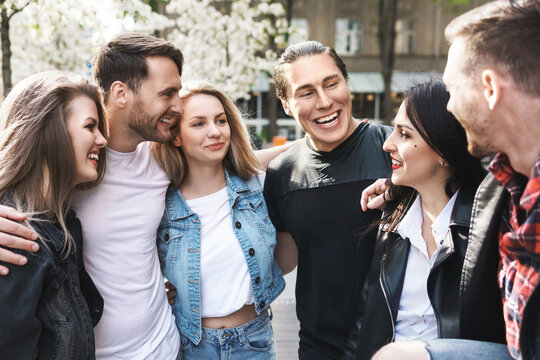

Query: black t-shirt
left=264, top=122, right=392, bottom=359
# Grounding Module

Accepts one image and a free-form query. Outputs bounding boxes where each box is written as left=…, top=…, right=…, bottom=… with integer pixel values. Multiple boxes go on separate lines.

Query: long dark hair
left=382, top=79, right=486, bottom=231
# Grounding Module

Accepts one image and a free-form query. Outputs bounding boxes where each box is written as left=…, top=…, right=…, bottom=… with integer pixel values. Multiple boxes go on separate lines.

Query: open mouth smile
left=88, top=152, right=99, bottom=167
left=314, top=111, right=340, bottom=128
left=391, top=156, right=403, bottom=170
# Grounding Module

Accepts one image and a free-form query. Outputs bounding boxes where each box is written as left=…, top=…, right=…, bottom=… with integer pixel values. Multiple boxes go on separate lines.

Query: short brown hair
left=153, top=81, right=260, bottom=187
left=273, top=40, right=348, bottom=100
left=445, top=0, right=540, bottom=96
left=92, top=32, right=184, bottom=101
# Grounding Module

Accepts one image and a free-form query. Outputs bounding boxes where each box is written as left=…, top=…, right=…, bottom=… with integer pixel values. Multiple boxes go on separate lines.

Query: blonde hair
left=153, top=81, right=260, bottom=187
left=0, top=71, right=108, bottom=256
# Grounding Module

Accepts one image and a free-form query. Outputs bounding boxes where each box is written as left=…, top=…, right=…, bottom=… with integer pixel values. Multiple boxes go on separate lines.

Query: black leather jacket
left=342, top=186, right=506, bottom=360
left=0, top=211, right=103, bottom=359
left=471, top=174, right=540, bottom=360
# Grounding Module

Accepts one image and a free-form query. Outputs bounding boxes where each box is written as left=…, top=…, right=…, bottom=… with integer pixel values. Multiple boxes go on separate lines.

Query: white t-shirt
left=393, top=190, right=459, bottom=342
left=186, top=187, right=254, bottom=318
left=72, top=142, right=179, bottom=360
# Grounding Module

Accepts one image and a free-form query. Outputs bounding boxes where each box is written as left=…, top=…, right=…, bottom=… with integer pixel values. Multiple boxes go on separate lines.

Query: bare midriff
left=201, top=304, right=258, bottom=329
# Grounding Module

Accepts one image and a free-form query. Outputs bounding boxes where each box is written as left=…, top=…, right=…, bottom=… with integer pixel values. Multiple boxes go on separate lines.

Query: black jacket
left=343, top=186, right=506, bottom=360
left=471, top=174, right=540, bottom=360
left=0, top=210, right=103, bottom=359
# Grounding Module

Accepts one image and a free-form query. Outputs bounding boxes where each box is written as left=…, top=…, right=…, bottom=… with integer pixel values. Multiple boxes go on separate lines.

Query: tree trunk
left=1, top=7, right=12, bottom=96
left=267, top=12, right=278, bottom=142
left=378, top=0, right=397, bottom=125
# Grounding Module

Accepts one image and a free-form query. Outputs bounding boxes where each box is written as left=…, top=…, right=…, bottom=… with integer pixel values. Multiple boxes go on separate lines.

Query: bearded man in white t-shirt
left=71, top=33, right=185, bottom=359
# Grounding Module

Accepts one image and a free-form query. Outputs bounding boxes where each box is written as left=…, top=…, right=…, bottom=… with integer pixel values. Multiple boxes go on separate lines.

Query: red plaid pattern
left=490, top=153, right=540, bottom=359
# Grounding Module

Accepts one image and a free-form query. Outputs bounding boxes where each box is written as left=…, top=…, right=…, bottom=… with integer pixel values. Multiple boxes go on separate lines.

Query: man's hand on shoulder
left=0, top=205, right=39, bottom=275
left=361, top=178, right=390, bottom=211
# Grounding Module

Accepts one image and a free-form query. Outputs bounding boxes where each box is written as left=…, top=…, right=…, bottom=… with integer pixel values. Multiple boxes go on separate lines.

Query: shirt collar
left=397, top=190, right=459, bottom=259
left=490, top=152, right=540, bottom=211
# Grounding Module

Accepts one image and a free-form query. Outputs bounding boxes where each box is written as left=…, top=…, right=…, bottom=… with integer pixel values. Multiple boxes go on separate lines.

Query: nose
left=171, top=92, right=184, bottom=116
left=316, top=89, right=332, bottom=109
left=95, top=129, right=107, bottom=149
left=207, top=122, right=220, bottom=138
left=382, top=133, right=396, bottom=153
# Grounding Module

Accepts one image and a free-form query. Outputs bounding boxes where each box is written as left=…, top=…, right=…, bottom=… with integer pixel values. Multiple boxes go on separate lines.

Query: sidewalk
left=272, top=269, right=300, bottom=360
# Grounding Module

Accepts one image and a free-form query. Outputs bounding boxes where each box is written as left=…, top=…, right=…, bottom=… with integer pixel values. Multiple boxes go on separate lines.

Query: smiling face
left=128, top=56, right=183, bottom=144
left=66, top=95, right=107, bottom=185
left=281, top=52, right=356, bottom=152
left=443, top=37, right=496, bottom=158
left=383, top=102, right=450, bottom=191
left=171, top=93, right=231, bottom=168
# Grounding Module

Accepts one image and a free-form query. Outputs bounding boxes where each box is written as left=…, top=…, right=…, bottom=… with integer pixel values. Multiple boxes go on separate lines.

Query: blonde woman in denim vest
left=153, top=81, right=285, bottom=359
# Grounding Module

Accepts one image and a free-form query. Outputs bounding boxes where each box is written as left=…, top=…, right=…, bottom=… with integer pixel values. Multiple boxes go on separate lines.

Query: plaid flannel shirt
left=490, top=153, right=540, bottom=359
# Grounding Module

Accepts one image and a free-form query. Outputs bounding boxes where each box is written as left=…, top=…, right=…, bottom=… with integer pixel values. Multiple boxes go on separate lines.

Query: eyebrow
left=394, top=123, right=415, bottom=131
left=293, top=74, right=340, bottom=96
left=188, top=112, right=226, bottom=121
left=158, top=86, right=180, bottom=96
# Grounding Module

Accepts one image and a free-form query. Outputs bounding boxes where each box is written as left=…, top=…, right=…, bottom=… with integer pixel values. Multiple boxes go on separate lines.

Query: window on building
left=289, top=18, right=309, bottom=45
left=395, top=19, right=415, bottom=55
left=335, top=19, right=361, bottom=55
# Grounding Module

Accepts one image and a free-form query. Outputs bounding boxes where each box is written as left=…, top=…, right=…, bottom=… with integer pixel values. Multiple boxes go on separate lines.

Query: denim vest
left=157, top=170, right=285, bottom=345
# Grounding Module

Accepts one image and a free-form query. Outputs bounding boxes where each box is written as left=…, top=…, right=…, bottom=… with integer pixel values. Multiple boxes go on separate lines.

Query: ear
left=171, top=132, right=182, bottom=147
left=109, top=81, right=131, bottom=109
left=481, top=70, right=501, bottom=111
left=281, top=99, right=293, bottom=117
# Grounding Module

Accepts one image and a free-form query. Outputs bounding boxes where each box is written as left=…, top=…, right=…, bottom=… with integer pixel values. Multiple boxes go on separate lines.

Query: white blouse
left=393, top=190, right=459, bottom=342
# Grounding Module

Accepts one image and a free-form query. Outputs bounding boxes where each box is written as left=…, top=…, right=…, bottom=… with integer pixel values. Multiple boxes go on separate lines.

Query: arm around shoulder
left=0, top=205, right=40, bottom=275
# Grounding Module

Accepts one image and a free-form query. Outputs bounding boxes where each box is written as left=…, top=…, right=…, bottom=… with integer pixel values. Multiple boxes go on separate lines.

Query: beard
left=128, top=98, right=170, bottom=143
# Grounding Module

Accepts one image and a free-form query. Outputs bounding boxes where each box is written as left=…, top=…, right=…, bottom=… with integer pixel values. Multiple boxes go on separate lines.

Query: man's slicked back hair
left=92, top=33, right=184, bottom=101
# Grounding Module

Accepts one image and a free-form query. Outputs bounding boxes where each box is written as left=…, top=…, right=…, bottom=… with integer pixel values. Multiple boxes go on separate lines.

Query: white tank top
left=186, top=187, right=254, bottom=318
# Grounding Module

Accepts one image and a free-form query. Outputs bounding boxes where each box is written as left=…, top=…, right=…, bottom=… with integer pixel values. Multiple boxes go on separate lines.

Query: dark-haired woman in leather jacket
left=342, top=80, right=505, bottom=360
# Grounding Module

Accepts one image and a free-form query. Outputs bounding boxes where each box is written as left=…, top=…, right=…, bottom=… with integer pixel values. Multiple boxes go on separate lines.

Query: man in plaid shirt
left=369, top=1, right=540, bottom=359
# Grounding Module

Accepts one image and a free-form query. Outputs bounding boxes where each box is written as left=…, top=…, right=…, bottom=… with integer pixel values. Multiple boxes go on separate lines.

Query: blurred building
left=244, top=0, right=490, bottom=141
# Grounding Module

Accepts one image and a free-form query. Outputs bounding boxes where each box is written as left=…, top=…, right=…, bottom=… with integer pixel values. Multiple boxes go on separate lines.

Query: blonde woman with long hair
left=154, top=81, right=284, bottom=359
left=0, top=71, right=107, bottom=359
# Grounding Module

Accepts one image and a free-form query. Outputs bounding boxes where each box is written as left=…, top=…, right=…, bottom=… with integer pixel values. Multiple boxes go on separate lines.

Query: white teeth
left=160, top=117, right=171, bottom=124
left=392, top=159, right=403, bottom=166
left=88, top=153, right=99, bottom=161
left=315, top=111, right=339, bottom=124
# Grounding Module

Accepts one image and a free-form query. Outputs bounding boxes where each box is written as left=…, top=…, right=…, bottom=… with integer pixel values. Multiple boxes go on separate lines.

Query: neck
left=181, top=162, right=226, bottom=200
left=417, top=185, right=451, bottom=224
left=106, top=108, right=143, bottom=153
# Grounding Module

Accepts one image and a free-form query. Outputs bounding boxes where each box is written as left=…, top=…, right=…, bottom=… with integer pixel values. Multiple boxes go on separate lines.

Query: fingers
left=361, top=178, right=388, bottom=211
left=0, top=247, right=30, bottom=275
left=165, top=280, right=177, bottom=305
left=366, top=193, right=388, bottom=210
left=0, top=205, right=27, bottom=222
left=0, top=213, right=39, bottom=242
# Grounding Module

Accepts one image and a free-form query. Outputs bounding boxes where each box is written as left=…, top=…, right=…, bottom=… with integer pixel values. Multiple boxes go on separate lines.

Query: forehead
left=283, top=53, right=343, bottom=88
left=183, top=93, right=224, bottom=115
left=443, top=37, right=468, bottom=85
left=68, top=95, right=98, bottom=116
left=142, top=56, right=181, bottom=89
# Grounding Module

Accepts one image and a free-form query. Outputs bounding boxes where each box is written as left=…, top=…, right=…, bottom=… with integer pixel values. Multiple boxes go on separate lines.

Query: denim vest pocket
left=158, top=227, right=184, bottom=262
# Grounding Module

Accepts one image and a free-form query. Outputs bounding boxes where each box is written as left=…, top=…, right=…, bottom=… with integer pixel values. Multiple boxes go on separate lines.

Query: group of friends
left=0, top=0, right=538, bottom=359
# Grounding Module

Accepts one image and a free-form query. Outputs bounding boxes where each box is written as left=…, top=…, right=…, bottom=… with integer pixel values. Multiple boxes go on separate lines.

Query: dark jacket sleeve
left=0, top=250, right=50, bottom=359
